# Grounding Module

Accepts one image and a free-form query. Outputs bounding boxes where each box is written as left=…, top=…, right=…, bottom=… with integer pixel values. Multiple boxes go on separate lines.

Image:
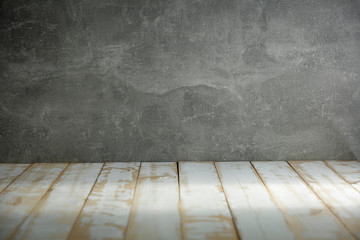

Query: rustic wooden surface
left=68, top=162, right=140, bottom=240
left=325, top=161, right=360, bottom=192
left=253, top=161, right=354, bottom=240
left=180, top=162, right=238, bottom=240
left=12, top=163, right=103, bottom=240
left=216, top=162, right=295, bottom=240
left=125, top=162, right=181, bottom=240
left=290, top=161, right=360, bottom=239
left=0, top=164, right=30, bottom=193
left=0, top=163, right=67, bottom=239
left=0, top=161, right=358, bottom=240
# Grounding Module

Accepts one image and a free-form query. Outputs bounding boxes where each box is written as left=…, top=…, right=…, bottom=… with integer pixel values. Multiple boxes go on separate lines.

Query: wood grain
left=125, top=162, right=181, bottom=240
left=326, top=161, right=360, bottom=192
left=12, top=163, right=103, bottom=240
left=0, top=163, right=67, bottom=240
left=290, top=161, right=360, bottom=239
left=253, top=161, right=354, bottom=240
left=216, top=162, right=295, bottom=240
left=0, top=164, right=30, bottom=193
left=0, top=161, right=357, bottom=240
left=68, top=162, right=140, bottom=240
left=179, top=162, right=238, bottom=240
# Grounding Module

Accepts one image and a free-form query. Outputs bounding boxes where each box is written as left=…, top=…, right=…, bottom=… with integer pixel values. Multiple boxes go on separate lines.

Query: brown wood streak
left=324, top=161, right=360, bottom=192
left=0, top=164, right=32, bottom=194
left=124, top=162, right=180, bottom=240
left=10, top=163, right=103, bottom=240
left=289, top=161, right=359, bottom=240
left=253, top=162, right=352, bottom=239
left=68, top=162, right=140, bottom=240
left=123, top=162, right=142, bottom=240
left=66, top=163, right=105, bottom=240
left=180, top=162, right=238, bottom=240
left=213, top=163, right=241, bottom=240
left=177, top=162, right=185, bottom=240
left=6, top=163, right=70, bottom=240
left=2, top=161, right=359, bottom=240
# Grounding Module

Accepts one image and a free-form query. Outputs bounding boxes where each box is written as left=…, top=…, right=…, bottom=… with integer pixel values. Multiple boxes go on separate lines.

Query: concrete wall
left=0, top=0, right=359, bottom=162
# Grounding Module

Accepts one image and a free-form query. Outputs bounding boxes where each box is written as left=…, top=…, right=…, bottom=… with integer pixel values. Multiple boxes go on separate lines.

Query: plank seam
left=324, top=160, right=360, bottom=193
left=123, top=162, right=142, bottom=240
left=0, top=164, right=33, bottom=195
left=287, top=161, right=358, bottom=240
left=213, top=162, right=241, bottom=240
left=177, top=162, right=185, bottom=240
left=249, top=161, right=296, bottom=239
left=65, top=162, right=105, bottom=240
left=7, top=163, right=70, bottom=240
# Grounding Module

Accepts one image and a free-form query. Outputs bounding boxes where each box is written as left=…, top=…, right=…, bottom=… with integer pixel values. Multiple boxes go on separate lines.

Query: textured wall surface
left=0, top=0, right=359, bottom=162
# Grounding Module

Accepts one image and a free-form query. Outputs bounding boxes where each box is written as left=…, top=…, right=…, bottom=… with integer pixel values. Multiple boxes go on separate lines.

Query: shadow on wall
left=0, top=0, right=359, bottom=162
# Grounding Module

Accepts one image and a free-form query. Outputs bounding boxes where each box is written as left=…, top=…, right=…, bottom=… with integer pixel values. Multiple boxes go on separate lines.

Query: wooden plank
left=326, top=161, right=360, bottom=192
left=253, top=161, right=354, bottom=240
left=0, top=163, right=67, bottom=240
left=12, top=163, right=103, bottom=240
left=0, top=163, right=30, bottom=192
left=290, top=161, right=360, bottom=239
left=179, top=162, right=238, bottom=240
left=68, top=162, right=140, bottom=240
left=216, top=162, right=295, bottom=240
left=125, top=162, right=181, bottom=240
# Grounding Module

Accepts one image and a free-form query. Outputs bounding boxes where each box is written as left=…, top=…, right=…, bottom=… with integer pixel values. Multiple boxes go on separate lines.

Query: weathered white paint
left=290, top=161, right=360, bottom=239
left=125, top=162, right=181, bottom=240
left=0, top=163, right=67, bottom=240
left=0, top=163, right=30, bottom=192
left=68, top=162, right=140, bottom=240
left=326, top=161, right=360, bottom=192
left=1, top=161, right=358, bottom=240
left=179, top=162, right=238, bottom=240
left=216, top=162, right=295, bottom=240
left=12, top=163, right=103, bottom=240
left=253, top=161, right=354, bottom=240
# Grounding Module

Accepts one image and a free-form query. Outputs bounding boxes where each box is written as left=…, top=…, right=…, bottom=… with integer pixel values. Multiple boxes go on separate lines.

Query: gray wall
left=0, top=0, right=359, bottom=162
